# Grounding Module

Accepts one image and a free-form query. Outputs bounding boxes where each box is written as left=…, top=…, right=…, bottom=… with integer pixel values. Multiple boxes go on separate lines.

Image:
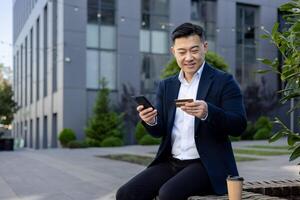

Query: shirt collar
left=178, top=61, right=206, bottom=84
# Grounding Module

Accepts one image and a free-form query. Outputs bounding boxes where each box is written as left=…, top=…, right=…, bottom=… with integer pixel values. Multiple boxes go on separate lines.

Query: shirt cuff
left=200, top=112, right=208, bottom=121
left=145, top=116, right=157, bottom=126
left=200, top=101, right=208, bottom=121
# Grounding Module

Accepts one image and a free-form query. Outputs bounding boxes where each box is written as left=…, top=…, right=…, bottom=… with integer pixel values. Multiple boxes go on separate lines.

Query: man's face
left=171, top=34, right=208, bottom=78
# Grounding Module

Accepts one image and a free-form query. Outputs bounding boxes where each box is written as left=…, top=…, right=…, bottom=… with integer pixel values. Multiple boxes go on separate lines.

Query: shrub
left=84, top=137, right=101, bottom=147
left=85, top=78, right=124, bottom=144
left=229, top=136, right=241, bottom=141
left=161, top=51, right=228, bottom=79
left=139, top=135, right=161, bottom=145
left=241, top=121, right=256, bottom=140
left=58, top=128, right=76, bottom=147
left=68, top=140, right=88, bottom=149
left=101, top=136, right=123, bottom=147
left=253, top=128, right=272, bottom=140
left=135, top=121, right=147, bottom=142
left=259, top=0, right=300, bottom=161
left=255, top=116, right=272, bottom=131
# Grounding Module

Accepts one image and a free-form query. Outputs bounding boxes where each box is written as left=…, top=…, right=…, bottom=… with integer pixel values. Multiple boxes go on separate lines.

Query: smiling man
left=116, top=22, right=247, bottom=200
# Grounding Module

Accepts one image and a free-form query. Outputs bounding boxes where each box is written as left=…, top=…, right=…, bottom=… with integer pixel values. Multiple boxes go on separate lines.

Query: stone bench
left=188, top=191, right=287, bottom=200
left=187, top=179, right=300, bottom=200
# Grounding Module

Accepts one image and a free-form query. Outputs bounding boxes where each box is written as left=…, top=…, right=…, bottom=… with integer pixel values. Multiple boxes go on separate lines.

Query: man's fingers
left=137, top=105, right=144, bottom=112
left=142, top=110, right=157, bottom=118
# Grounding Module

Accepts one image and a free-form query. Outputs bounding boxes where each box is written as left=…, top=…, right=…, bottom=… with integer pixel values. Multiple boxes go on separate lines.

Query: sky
left=0, top=0, right=13, bottom=68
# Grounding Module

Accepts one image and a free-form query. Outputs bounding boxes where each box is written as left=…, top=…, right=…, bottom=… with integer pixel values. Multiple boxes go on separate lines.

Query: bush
left=68, top=140, right=88, bottom=149
left=255, top=116, right=272, bottom=131
left=58, top=128, right=76, bottom=147
left=229, top=136, right=241, bottom=141
left=135, top=121, right=147, bottom=142
left=253, top=128, right=272, bottom=140
left=100, top=136, right=123, bottom=147
left=139, top=135, right=161, bottom=145
left=241, top=121, right=256, bottom=140
left=84, top=137, right=101, bottom=147
left=134, top=121, right=161, bottom=145
left=161, top=51, right=228, bottom=79
left=85, top=78, right=124, bottom=144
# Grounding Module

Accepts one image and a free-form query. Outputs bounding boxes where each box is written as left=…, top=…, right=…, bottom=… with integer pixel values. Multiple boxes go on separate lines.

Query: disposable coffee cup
left=226, top=176, right=244, bottom=200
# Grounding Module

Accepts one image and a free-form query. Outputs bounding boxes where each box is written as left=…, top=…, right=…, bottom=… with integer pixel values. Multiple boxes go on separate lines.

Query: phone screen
left=133, top=96, right=154, bottom=109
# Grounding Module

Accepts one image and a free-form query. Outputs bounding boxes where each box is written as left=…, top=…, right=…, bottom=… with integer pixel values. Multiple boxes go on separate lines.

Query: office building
left=13, top=0, right=289, bottom=148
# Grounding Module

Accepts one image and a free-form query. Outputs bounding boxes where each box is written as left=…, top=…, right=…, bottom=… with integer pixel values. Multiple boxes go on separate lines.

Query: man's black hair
left=171, top=22, right=206, bottom=43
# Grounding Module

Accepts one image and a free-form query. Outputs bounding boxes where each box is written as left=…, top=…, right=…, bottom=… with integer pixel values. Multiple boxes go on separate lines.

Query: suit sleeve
left=141, top=81, right=165, bottom=138
left=205, top=74, right=247, bottom=137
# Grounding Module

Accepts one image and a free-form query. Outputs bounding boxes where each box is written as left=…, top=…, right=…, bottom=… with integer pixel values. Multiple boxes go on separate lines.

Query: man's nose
left=186, top=52, right=193, bottom=61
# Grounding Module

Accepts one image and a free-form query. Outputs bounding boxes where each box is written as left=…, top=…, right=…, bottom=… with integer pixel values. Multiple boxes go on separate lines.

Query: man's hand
left=137, top=105, right=157, bottom=124
left=181, top=100, right=208, bottom=119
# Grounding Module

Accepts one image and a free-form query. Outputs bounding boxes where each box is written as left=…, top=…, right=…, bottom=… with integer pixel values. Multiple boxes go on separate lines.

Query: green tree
left=0, top=65, right=17, bottom=125
left=161, top=51, right=228, bottom=78
left=258, top=0, right=300, bottom=161
left=85, top=78, right=124, bottom=146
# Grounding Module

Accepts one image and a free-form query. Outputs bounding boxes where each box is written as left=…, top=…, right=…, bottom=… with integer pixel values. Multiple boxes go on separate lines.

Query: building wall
left=13, top=0, right=293, bottom=148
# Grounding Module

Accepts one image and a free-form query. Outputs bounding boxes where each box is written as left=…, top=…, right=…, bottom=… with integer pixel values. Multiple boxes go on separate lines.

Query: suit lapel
left=166, top=76, right=180, bottom=134
left=194, top=63, right=215, bottom=133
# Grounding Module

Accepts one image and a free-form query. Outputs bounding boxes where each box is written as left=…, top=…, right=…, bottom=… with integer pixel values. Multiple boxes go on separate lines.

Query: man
left=116, top=23, right=247, bottom=200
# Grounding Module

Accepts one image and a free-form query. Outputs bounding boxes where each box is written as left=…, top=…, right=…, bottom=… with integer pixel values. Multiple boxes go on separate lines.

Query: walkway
left=0, top=139, right=298, bottom=200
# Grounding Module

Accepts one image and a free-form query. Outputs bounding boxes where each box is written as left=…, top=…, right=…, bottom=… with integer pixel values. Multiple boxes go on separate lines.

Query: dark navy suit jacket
left=142, top=63, right=247, bottom=195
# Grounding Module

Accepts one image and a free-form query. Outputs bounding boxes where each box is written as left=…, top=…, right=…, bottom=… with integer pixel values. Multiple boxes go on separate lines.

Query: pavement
left=0, top=139, right=299, bottom=200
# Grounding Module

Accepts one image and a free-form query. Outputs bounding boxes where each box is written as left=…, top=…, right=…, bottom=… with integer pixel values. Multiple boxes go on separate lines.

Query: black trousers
left=116, top=157, right=214, bottom=200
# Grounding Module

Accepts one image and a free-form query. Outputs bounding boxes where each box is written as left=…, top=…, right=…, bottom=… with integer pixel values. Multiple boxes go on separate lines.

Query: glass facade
left=86, top=0, right=116, bottom=89
left=140, top=0, right=170, bottom=93
left=191, top=0, right=217, bottom=50
left=236, top=4, right=258, bottom=87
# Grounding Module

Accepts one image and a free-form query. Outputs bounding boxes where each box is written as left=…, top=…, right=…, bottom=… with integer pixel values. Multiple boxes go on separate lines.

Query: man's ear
left=203, top=42, right=208, bottom=52
left=171, top=46, right=175, bottom=56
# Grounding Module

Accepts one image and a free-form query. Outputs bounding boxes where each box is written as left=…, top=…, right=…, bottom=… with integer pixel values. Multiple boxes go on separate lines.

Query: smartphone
left=174, top=98, right=194, bottom=107
left=133, top=95, right=155, bottom=109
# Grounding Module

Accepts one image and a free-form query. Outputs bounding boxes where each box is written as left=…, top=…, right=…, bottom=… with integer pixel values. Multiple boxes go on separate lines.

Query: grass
left=98, top=154, right=262, bottom=166
left=245, top=145, right=290, bottom=150
left=235, top=156, right=263, bottom=162
left=98, top=154, right=154, bottom=166
left=233, top=148, right=290, bottom=156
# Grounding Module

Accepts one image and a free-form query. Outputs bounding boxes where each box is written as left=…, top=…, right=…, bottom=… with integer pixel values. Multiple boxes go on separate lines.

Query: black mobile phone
left=133, top=95, right=155, bottom=109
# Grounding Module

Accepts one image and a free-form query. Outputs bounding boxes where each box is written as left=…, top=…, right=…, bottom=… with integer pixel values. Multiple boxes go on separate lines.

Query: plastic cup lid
left=227, top=175, right=244, bottom=181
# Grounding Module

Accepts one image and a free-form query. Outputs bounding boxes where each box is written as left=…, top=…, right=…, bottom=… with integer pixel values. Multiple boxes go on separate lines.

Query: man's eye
left=191, top=50, right=199, bottom=53
left=178, top=52, right=185, bottom=55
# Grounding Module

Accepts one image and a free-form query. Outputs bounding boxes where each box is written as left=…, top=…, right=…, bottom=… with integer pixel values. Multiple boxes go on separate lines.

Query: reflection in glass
left=151, top=31, right=168, bottom=54
left=140, top=30, right=150, bottom=52
left=100, top=51, right=116, bottom=89
left=100, top=26, right=116, bottom=49
left=87, top=24, right=99, bottom=48
left=236, top=4, right=258, bottom=87
left=86, top=50, right=99, bottom=89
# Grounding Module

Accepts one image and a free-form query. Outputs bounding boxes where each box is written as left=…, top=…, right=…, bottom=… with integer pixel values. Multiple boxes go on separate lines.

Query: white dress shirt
left=171, top=62, right=205, bottom=160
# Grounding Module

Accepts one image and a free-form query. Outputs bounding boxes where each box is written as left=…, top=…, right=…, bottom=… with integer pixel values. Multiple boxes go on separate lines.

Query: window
left=44, top=5, right=48, bottom=97
left=30, top=28, right=33, bottom=103
left=86, top=0, right=117, bottom=89
left=25, top=37, right=28, bottom=106
left=190, top=0, right=217, bottom=50
left=52, top=113, right=57, bottom=147
left=36, top=117, right=39, bottom=149
left=52, top=0, right=57, bottom=92
left=30, top=119, right=33, bottom=148
left=20, top=44, right=23, bottom=107
left=36, top=17, right=40, bottom=100
left=43, top=116, right=47, bottom=148
left=86, top=50, right=99, bottom=88
left=236, top=4, right=258, bottom=87
left=140, top=0, right=170, bottom=92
